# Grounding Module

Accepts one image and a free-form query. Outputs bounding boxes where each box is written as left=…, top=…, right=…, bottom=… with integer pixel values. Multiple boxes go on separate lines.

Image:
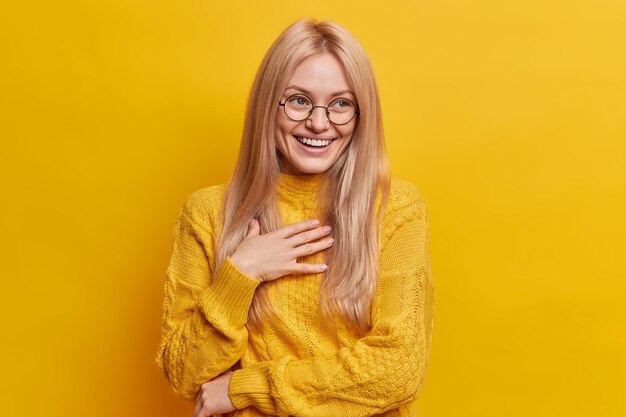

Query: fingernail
left=320, top=264, right=328, bottom=271
left=326, top=238, right=334, bottom=245
left=311, top=219, right=320, bottom=225
left=323, top=226, right=332, bottom=233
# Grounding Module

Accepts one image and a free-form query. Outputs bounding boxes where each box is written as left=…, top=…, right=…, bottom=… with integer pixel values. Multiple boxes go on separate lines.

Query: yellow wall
left=2, top=1, right=625, bottom=416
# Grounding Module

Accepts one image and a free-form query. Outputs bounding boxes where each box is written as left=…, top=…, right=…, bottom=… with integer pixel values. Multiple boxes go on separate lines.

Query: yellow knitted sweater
left=156, top=174, right=434, bottom=417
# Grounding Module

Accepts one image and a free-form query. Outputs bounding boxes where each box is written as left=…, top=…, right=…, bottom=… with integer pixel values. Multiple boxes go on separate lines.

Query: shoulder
left=179, top=184, right=228, bottom=232
left=386, top=178, right=426, bottom=217
left=185, top=184, right=228, bottom=211
left=381, top=178, right=428, bottom=245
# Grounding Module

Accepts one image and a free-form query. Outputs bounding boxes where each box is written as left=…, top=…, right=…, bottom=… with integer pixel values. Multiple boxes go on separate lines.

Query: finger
left=275, top=219, right=321, bottom=239
left=194, top=384, right=206, bottom=417
left=194, top=399, right=201, bottom=417
left=293, top=237, right=334, bottom=258
left=288, top=225, right=332, bottom=247
left=197, top=402, right=209, bottom=417
left=290, top=262, right=328, bottom=275
left=194, top=391, right=202, bottom=416
left=245, top=218, right=261, bottom=239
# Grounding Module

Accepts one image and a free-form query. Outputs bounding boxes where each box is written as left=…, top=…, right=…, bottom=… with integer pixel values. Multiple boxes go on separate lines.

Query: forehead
left=286, top=53, right=352, bottom=97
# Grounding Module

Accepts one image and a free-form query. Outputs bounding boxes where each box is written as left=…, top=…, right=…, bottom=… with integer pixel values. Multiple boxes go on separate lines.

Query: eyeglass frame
left=278, top=94, right=359, bottom=125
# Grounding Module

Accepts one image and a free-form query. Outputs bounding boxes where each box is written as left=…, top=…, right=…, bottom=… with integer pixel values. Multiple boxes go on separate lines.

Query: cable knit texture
left=156, top=174, right=435, bottom=417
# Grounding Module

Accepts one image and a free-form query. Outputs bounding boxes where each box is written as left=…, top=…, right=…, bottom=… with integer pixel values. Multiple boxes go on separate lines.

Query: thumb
left=245, top=218, right=261, bottom=239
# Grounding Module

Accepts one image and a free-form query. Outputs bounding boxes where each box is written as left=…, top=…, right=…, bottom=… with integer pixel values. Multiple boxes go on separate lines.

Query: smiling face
left=275, top=53, right=357, bottom=175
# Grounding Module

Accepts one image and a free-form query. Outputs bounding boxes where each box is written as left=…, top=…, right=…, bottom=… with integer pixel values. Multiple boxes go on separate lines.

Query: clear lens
left=327, top=98, right=356, bottom=124
left=284, top=95, right=312, bottom=121
left=282, top=94, right=357, bottom=125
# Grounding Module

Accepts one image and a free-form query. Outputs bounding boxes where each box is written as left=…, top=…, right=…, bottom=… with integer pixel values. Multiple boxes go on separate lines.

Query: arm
left=228, top=194, right=435, bottom=416
left=155, top=193, right=261, bottom=400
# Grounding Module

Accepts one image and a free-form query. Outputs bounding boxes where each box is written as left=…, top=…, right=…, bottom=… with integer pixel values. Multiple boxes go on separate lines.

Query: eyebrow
left=284, top=85, right=355, bottom=98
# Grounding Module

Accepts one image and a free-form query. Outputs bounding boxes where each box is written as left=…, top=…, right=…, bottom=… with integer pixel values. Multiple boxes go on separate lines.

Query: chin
left=292, top=160, right=334, bottom=175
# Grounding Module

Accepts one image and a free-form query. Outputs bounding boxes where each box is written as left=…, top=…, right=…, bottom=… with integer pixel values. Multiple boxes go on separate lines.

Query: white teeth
left=296, top=137, right=332, bottom=147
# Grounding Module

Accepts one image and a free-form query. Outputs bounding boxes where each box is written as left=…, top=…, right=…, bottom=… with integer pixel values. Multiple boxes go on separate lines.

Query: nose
left=306, top=106, right=330, bottom=131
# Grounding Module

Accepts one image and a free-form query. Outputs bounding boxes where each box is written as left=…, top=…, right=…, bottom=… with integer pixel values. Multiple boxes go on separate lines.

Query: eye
left=329, top=98, right=354, bottom=112
left=287, top=95, right=311, bottom=108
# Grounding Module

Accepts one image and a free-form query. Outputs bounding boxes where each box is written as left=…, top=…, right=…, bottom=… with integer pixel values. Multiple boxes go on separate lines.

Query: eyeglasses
left=278, top=94, right=359, bottom=125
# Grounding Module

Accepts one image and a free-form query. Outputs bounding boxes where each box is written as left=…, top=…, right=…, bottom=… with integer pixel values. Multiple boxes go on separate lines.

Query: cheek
left=274, top=133, right=287, bottom=156
left=274, top=122, right=286, bottom=145
left=338, top=123, right=356, bottom=141
left=334, top=125, right=355, bottom=153
left=275, top=115, right=296, bottom=141
left=336, top=138, right=352, bottom=154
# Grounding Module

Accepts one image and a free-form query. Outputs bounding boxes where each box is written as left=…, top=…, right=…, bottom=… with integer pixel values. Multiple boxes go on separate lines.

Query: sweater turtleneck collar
left=277, top=173, right=324, bottom=207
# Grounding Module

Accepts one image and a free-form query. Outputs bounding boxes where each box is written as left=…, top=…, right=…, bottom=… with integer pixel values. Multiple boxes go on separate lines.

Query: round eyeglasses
left=278, top=94, right=359, bottom=125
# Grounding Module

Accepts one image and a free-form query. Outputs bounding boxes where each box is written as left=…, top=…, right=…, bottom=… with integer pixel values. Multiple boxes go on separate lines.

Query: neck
left=277, top=172, right=324, bottom=206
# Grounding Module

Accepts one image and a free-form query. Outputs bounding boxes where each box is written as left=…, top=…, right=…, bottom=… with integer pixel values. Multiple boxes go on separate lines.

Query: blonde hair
left=216, top=19, right=390, bottom=331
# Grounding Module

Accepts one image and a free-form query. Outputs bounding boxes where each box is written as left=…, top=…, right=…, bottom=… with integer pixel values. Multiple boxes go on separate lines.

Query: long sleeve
left=228, top=186, right=435, bottom=417
left=155, top=190, right=261, bottom=399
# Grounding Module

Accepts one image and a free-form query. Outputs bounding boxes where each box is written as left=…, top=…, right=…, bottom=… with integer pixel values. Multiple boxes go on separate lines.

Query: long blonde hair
left=216, top=19, right=390, bottom=331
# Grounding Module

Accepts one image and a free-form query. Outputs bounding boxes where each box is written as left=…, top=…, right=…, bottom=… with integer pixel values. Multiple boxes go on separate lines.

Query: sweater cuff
left=229, top=362, right=276, bottom=414
left=198, top=257, right=261, bottom=327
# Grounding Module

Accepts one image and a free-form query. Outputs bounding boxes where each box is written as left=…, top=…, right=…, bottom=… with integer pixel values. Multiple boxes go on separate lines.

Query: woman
left=156, top=19, right=434, bottom=417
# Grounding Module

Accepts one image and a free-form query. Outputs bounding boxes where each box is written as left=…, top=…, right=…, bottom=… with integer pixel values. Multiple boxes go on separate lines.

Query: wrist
left=230, top=254, right=261, bottom=281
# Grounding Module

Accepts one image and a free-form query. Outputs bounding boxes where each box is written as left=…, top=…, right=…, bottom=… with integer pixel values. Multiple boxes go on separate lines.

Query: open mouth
left=295, top=136, right=334, bottom=148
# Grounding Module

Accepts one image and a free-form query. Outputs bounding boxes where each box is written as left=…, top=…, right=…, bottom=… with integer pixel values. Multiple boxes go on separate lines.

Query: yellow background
left=1, top=1, right=624, bottom=416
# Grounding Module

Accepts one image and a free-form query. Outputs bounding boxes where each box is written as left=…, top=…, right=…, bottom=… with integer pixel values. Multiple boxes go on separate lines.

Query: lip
left=292, top=135, right=335, bottom=154
left=293, top=134, right=336, bottom=141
